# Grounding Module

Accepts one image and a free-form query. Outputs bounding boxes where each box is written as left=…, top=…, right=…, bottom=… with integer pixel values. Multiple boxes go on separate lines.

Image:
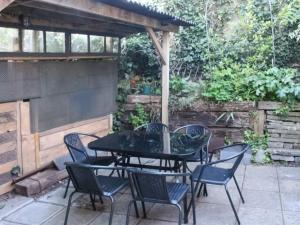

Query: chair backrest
left=174, top=124, right=212, bottom=140
left=174, top=124, right=213, bottom=161
left=213, top=143, right=249, bottom=177
left=65, top=162, right=102, bottom=194
left=64, top=133, right=89, bottom=163
left=135, top=123, right=169, bottom=134
left=127, top=169, right=170, bottom=203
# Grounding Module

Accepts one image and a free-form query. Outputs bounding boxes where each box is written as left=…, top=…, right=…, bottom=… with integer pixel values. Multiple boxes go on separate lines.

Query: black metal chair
left=126, top=169, right=196, bottom=225
left=134, top=123, right=169, bottom=167
left=63, top=133, right=118, bottom=198
left=64, top=162, right=128, bottom=225
left=190, top=143, right=249, bottom=225
left=174, top=124, right=213, bottom=168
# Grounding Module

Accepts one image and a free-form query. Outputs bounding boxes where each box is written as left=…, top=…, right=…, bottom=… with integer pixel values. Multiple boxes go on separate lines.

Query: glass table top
left=88, top=130, right=210, bottom=159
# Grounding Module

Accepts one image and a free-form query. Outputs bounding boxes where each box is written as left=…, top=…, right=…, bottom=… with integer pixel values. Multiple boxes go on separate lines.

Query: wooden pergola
left=0, top=0, right=192, bottom=125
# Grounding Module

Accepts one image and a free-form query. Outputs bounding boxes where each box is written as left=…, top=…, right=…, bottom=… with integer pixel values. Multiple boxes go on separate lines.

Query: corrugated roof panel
left=97, top=0, right=194, bottom=26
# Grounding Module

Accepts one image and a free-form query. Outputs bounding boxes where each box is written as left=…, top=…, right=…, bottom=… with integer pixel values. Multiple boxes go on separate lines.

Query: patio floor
left=0, top=163, right=300, bottom=225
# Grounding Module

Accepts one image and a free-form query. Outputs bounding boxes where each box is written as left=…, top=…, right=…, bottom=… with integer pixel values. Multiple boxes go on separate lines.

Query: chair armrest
left=65, top=162, right=126, bottom=171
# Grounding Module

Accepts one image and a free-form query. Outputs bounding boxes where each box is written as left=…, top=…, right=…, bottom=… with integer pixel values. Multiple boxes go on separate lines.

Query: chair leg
left=183, top=195, right=188, bottom=223
left=63, top=178, right=71, bottom=199
left=225, top=185, right=240, bottom=225
left=203, top=184, right=208, bottom=197
left=108, top=196, right=115, bottom=225
left=141, top=201, right=147, bottom=218
left=99, top=195, right=104, bottom=204
left=64, top=191, right=76, bottom=225
left=126, top=200, right=135, bottom=225
left=233, top=176, right=245, bottom=203
left=197, top=183, right=203, bottom=198
left=175, top=203, right=183, bottom=225
left=191, top=181, right=196, bottom=225
left=90, top=193, right=96, bottom=210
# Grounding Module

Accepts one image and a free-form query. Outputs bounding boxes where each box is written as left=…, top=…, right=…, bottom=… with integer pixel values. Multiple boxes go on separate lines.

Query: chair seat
left=97, top=176, right=128, bottom=196
left=89, top=156, right=117, bottom=166
left=192, top=165, right=231, bottom=185
left=167, top=182, right=189, bottom=203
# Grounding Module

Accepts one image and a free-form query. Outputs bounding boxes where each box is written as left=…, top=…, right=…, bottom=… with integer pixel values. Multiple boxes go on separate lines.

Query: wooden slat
left=253, top=110, right=265, bottom=135
left=39, top=116, right=109, bottom=137
left=0, top=111, right=16, bottom=124
left=192, top=101, right=256, bottom=112
left=0, top=121, right=17, bottom=134
left=0, top=102, right=16, bottom=114
left=21, top=135, right=36, bottom=174
left=39, top=118, right=109, bottom=151
left=0, top=160, right=17, bottom=174
left=37, top=0, right=178, bottom=32
left=0, top=182, right=14, bottom=196
left=0, top=141, right=16, bottom=155
left=20, top=102, right=31, bottom=135
left=0, top=0, right=14, bottom=12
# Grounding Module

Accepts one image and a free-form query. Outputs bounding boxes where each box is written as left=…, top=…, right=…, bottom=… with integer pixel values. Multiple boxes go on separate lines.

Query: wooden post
left=161, top=32, right=170, bottom=125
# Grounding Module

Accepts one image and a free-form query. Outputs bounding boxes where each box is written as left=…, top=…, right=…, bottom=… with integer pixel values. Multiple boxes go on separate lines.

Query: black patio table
left=88, top=130, right=209, bottom=172
left=88, top=130, right=209, bottom=223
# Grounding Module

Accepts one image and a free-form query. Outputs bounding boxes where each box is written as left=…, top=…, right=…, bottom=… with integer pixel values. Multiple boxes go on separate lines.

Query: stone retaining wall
left=258, top=102, right=300, bottom=162
left=125, top=95, right=300, bottom=162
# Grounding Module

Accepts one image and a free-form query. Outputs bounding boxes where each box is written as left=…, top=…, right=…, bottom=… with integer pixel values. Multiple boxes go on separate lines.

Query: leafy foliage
left=128, top=104, right=150, bottom=129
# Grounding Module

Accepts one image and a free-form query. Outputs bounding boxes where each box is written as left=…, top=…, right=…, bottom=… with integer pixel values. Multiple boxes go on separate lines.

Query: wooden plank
left=21, top=135, right=36, bottom=174
left=0, top=131, right=17, bottom=144
left=39, top=118, right=109, bottom=151
left=0, top=141, right=16, bottom=155
left=16, top=101, right=22, bottom=174
left=146, top=27, right=166, bottom=65
left=266, top=111, right=300, bottom=117
left=0, top=150, right=16, bottom=165
left=0, top=111, right=16, bottom=124
left=39, top=115, right=109, bottom=137
left=0, top=160, right=17, bottom=174
left=127, top=95, right=161, bottom=104
left=0, top=182, right=14, bottom=196
left=258, top=101, right=300, bottom=111
left=253, top=110, right=265, bottom=135
left=20, top=102, right=31, bottom=135
left=0, top=0, right=14, bottom=12
left=0, top=122, right=16, bottom=134
left=192, top=101, right=256, bottom=112
left=0, top=102, right=15, bottom=114
left=268, top=129, right=300, bottom=135
left=15, top=169, right=68, bottom=196
left=161, top=31, right=170, bottom=125
left=39, top=145, right=68, bottom=166
left=37, top=0, right=178, bottom=32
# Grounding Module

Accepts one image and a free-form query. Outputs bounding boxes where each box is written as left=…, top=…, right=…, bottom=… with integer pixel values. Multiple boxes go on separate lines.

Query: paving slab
left=3, top=202, right=63, bottom=225
left=277, top=167, right=300, bottom=180
left=280, top=192, right=300, bottom=212
left=243, top=176, right=279, bottom=192
left=245, top=165, right=277, bottom=179
left=190, top=203, right=236, bottom=225
left=43, top=206, right=100, bottom=225
left=198, top=185, right=241, bottom=206
left=138, top=219, right=178, bottom=225
left=38, top=186, right=82, bottom=206
left=279, top=179, right=300, bottom=194
left=89, top=213, right=140, bottom=225
left=283, top=211, right=300, bottom=225
left=147, top=203, right=183, bottom=222
left=0, top=195, right=33, bottom=220
left=242, top=189, right=281, bottom=210
left=238, top=207, right=283, bottom=225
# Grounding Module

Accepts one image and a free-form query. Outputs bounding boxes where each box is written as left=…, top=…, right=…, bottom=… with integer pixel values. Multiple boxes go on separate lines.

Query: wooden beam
left=0, top=0, right=14, bottom=12
left=161, top=31, right=170, bottom=125
left=36, top=0, right=178, bottom=32
left=146, top=27, right=166, bottom=65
